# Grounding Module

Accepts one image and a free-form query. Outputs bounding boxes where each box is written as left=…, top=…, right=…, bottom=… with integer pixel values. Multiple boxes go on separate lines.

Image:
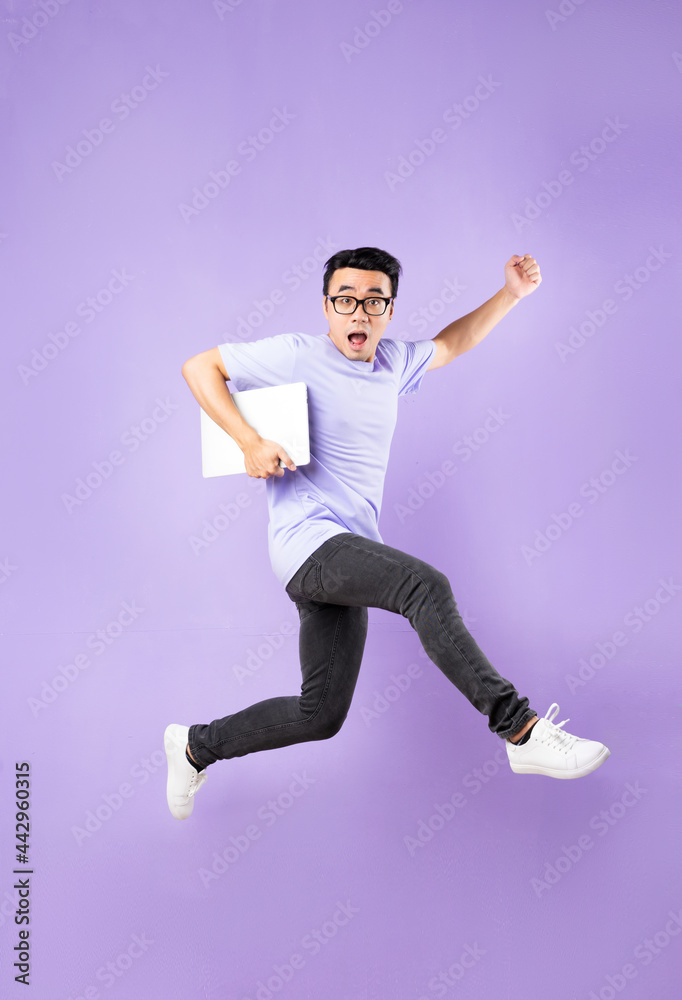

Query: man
left=165, top=246, right=610, bottom=820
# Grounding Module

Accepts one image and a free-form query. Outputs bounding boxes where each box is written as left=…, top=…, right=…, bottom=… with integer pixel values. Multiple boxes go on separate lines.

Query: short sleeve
left=398, top=339, right=437, bottom=396
left=217, top=333, right=297, bottom=392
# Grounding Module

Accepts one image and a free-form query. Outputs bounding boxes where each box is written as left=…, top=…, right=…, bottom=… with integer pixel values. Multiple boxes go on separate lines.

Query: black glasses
left=327, top=295, right=393, bottom=316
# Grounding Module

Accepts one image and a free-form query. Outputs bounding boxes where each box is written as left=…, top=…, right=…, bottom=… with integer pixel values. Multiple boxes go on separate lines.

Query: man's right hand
left=242, top=437, right=297, bottom=479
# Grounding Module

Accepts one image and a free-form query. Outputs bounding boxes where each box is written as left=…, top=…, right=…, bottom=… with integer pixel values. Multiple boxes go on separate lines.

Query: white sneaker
left=164, top=724, right=208, bottom=819
left=506, top=703, right=610, bottom=779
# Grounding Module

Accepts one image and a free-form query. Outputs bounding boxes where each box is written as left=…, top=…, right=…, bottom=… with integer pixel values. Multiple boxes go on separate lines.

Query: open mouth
left=348, top=331, right=367, bottom=350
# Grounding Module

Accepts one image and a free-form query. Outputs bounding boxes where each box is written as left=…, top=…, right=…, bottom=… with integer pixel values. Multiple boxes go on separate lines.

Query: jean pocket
left=286, top=558, right=322, bottom=601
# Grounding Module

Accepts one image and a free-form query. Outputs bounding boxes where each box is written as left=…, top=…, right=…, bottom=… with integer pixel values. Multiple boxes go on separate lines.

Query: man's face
left=322, top=267, right=394, bottom=364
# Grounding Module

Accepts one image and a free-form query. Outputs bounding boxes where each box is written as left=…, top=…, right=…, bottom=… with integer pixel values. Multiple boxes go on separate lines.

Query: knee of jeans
left=428, top=565, right=451, bottom=591
left=405, top=565, right=451, bottom=611
left=308, top=708, right=347, bottom=741
left=421, top=567, right=456, bottom=609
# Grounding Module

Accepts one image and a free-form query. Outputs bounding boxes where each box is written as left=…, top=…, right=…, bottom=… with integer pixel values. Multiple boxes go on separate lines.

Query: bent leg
left=302, top=532, right=536, bottom=740
left=188, top=599, right=368, bottom=766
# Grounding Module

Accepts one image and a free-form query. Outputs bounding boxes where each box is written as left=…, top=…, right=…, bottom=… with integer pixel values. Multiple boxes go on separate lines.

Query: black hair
left=322, top=246, right=402, bottom=301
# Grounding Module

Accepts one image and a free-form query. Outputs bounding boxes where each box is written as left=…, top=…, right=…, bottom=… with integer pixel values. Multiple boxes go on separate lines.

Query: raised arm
left=426, top=254, right=542, bottom=370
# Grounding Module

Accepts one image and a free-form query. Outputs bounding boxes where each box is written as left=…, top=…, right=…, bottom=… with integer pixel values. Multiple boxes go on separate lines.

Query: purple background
left=2, top=0, right=681, bottom=998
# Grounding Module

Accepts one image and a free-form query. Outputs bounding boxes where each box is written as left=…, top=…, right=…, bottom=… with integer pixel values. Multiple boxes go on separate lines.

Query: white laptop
left=200, top=381, right=310, bottom=477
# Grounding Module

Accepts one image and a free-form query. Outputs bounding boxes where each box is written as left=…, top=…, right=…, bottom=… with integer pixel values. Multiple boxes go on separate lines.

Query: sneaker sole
left=509, top=745, right=611, bottom=779
left=164, top=725, right=194, bottom=820
left=164, top=723, right=188, bottom=754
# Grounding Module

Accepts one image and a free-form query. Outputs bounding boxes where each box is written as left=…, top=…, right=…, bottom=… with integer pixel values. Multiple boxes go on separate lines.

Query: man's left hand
left=505, top=254, right=542, bottom=300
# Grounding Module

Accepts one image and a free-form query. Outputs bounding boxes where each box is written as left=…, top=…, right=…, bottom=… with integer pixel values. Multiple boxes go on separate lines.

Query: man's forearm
left=182, top=362, right=260, bottom=451
left=435, top=286, right=520, bottom=357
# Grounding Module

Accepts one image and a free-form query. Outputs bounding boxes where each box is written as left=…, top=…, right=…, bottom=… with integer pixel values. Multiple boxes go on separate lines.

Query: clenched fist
left=242, top=437, right=297, bottom=479
left=505, top=254, right=542, bottom=300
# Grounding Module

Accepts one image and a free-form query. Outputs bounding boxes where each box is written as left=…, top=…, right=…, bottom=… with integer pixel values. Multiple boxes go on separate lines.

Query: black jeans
left=188, top=533, right=536, bottom=767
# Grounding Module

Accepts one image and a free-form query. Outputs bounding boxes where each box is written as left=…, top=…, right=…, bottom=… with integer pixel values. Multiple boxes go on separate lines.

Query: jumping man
left=165, top=246, right=610, bottom=820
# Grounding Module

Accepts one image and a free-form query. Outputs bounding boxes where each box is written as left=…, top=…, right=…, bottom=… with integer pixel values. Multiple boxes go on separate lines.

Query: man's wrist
left=235, top=424, right=261, bottom=451
left=499, top=286, right=522, bottom=307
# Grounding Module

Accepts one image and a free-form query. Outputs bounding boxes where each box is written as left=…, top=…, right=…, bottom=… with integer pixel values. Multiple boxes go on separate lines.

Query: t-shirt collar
left=322, top=331, right=376, bottom=371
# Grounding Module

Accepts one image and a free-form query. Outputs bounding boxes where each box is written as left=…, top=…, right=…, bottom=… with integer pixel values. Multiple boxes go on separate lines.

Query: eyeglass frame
left=325, top=294, right=394, bottom=316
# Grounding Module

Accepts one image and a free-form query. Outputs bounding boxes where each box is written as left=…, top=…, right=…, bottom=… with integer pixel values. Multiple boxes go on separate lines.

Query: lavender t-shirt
left=217, top=331, right=436, bottom=590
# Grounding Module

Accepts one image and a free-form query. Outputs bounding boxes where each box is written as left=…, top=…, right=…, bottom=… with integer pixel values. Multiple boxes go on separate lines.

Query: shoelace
left=538, top=703, right=578, bottom=754
left=187, top=769, right=207, bottom=798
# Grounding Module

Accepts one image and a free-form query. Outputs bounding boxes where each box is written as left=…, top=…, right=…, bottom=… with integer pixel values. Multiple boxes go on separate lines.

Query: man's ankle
left=508, top=716, right=539, bottom=743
